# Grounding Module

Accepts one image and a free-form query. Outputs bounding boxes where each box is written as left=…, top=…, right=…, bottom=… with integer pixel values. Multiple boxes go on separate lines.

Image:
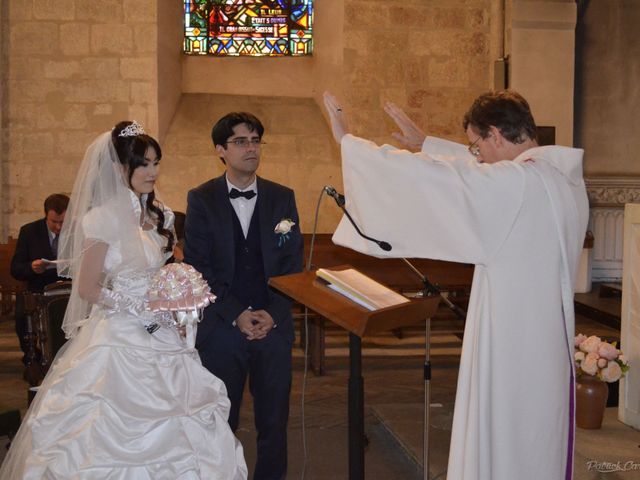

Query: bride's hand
left=384, top=101, right=426, bottom=151
left=178, top=325, right=187, bottom=338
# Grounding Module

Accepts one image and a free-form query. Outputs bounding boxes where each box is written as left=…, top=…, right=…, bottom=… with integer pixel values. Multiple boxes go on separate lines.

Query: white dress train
left=0, top=206, right=247, bottom=479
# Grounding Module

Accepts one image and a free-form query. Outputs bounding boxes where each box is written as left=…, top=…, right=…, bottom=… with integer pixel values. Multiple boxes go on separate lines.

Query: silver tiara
left=118, top=121, right=145, bottom=138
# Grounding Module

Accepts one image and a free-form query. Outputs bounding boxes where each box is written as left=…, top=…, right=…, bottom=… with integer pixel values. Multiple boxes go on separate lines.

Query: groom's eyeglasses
left=225, top=137, right=265, bottom=148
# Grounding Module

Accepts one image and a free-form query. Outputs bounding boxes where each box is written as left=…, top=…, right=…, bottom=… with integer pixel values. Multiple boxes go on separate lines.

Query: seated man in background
left=10, top=193, right=69, bottom=361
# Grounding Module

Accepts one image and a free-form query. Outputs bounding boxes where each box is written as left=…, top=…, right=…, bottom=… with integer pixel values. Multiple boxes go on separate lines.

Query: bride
left=0, top=121, right=247, bottom=479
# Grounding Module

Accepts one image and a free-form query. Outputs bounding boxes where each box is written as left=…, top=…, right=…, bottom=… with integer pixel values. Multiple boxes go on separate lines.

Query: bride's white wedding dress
left=0, top=203, right=247, bottom=479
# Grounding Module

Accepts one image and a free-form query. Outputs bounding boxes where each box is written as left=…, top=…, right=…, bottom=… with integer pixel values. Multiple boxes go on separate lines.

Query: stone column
left=0, top=0, right=8, bottom=242
left=510, top=0, right=577, bottom=146
left=620, top=203, right=640, bottom=428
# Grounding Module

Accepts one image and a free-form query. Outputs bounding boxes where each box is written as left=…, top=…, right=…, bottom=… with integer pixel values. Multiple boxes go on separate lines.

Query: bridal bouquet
left=574, top=334, right=630, bottom=382
left=146, top=263, right=216, bottom=346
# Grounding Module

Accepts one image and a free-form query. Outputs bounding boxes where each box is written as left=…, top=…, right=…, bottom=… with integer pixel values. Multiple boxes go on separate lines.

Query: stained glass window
left=184, top=1, right=313, bottom=57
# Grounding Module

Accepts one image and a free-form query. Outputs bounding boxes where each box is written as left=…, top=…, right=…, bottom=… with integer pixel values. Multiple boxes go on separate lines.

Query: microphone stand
left=398, top=260, right=466, bottom=480
left=400, top=259, right=440, bottom=480
left=325, top=186, right=467, bottom=480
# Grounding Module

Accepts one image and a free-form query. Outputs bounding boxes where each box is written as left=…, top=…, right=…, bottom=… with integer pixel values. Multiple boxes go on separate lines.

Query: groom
left=184, top=112, right=303, bottom=480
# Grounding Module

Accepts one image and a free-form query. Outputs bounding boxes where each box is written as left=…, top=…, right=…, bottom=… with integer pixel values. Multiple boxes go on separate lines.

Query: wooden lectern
left=269, top=265, right=440, bottom=480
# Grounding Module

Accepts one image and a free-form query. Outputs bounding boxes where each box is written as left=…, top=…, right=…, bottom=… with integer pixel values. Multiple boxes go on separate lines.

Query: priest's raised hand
left=383, top=101, right=427, bottom=151
left=323, top=91, right=350, bottom=144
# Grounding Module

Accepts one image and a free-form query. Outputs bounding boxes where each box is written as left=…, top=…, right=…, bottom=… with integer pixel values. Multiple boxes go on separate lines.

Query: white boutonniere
left=274, top=218, right=295, bottom=247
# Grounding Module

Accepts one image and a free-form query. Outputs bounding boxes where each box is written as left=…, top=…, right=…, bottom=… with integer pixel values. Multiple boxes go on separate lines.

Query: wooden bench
left=0, top=237, right=26, bottom=315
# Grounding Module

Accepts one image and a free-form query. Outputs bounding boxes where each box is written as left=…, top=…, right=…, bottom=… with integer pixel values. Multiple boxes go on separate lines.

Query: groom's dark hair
left=211, top=112, right=265, bottom=150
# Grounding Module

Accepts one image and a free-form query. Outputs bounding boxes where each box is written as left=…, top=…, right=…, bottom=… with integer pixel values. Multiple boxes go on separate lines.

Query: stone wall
left=575, top=0, right=640, bottom=176
left=1, top=0, right=9, bottom=240
left=157, top=0, right=183, bottom=143
left=170, top=0, right=498, bottom=234
left=341, top=0, right=496, bottom=146
left=158, top=94, right=339, bottom=234
left=509, top=1, right=577, bottom=147
left=3, top=0, right=160, bottom=234
left=2, top=0, right=612, bottom=239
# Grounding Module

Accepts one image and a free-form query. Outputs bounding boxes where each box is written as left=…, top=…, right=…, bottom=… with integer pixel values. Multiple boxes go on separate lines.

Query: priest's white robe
left=333, top=135, right=589, bottom=480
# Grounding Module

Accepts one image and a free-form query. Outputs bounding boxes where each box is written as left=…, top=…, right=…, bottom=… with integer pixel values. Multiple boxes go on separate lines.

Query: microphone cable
left=298, top=185, right=328, bottom=480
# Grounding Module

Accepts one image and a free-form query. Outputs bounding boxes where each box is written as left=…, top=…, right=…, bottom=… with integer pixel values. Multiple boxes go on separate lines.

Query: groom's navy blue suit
left=184, top=173, right=303, bottom=480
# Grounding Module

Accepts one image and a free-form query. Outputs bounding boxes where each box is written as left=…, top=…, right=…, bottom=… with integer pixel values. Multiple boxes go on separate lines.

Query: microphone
left=323, top=186, right=345, bottom=207
left=323, top=186, right=392, bottom=252
left=322, top=188, right=465, bottom=320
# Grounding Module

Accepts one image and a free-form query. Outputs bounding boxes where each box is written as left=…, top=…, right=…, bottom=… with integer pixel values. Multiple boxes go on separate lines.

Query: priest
left=322, top=90, right=588, bottom=480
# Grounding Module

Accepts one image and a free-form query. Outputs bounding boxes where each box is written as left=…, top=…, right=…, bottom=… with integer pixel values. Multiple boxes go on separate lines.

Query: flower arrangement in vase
left=574, top=334, right=630, bottom=429
left=574, top=334, right=629, bottom=382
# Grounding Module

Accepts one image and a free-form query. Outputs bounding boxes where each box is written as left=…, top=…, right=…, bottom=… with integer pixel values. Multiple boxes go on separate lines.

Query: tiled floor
left=0, top=306, right=638, bottom=479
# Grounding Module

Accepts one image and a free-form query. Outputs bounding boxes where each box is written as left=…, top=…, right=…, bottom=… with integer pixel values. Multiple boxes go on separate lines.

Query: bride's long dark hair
left=111, top=121, right=174, bottom=253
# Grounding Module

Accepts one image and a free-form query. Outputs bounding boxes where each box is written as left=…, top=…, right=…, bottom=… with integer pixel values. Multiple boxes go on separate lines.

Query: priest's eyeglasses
left=225, top=138, right=265, bottom=148
left=468, top=136, right=481, bottom=157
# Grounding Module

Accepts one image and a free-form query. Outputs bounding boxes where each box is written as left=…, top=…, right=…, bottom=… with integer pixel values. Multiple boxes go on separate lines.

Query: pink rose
left=598, top=342, right=619, bottom=361
left=575, top=333, right=588, bottom=347
left=601, top=361, right=622, bottom=382
left=579, top=335, right=602, bottom=354
left=581, top=352, right=599, bottom=375
left=597, top=358, right=607, bottom=368
left=574, top=351, right=585, bottom=368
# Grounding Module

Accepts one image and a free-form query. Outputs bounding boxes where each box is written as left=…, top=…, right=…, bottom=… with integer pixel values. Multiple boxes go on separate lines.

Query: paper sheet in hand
left=41, top=258, right=60, bottom=270
left=316, top=268, right=410, bottom=311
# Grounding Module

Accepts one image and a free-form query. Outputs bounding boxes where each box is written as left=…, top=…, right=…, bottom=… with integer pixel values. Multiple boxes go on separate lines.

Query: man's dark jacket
left=184, top=174, right=303, bottom=343
left=11, top=218, right=62, bottom=292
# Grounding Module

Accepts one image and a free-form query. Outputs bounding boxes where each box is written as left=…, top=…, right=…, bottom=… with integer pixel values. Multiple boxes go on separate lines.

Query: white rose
left=574, top=351, right=585, bottom=362
left=581, top=352, right=599, bottom=376
left=274, top=219, right=295, bottom=235
left=598, top=342, right=619, bottom=360
left=601, top=361, right=622, bottom=383
left=579, top=335, right=602, bottom=354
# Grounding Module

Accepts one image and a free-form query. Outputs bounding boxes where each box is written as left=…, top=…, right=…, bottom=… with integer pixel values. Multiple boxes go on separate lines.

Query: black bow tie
left=229, top=188, right=256, bottom=200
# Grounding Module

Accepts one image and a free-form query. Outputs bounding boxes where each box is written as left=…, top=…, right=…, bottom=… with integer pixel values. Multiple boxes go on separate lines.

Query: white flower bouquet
left=574, top=334, right=630, bottom=382
left=146, top=263, right=215, bottom=346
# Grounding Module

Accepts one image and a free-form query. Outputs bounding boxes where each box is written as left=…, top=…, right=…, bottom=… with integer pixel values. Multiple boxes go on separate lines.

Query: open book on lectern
left=315, top=268, right=410, bottom=311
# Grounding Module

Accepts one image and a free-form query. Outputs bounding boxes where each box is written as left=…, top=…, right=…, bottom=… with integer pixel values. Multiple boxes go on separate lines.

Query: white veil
left=57, top=130, right=149, bottom=338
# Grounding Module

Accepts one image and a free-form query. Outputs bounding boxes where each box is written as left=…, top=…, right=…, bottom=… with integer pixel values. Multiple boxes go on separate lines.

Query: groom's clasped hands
left=236, top=309, right=275, bottom=341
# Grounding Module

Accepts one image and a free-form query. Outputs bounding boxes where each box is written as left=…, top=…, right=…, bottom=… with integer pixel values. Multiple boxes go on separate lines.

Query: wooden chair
left=0, top=409, right=21, bottom=449
left=38, top=281, right=72, bottom=370
left=0, top=237, right=26, bottom=315
left=24, top=282, right=72, bottom=397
